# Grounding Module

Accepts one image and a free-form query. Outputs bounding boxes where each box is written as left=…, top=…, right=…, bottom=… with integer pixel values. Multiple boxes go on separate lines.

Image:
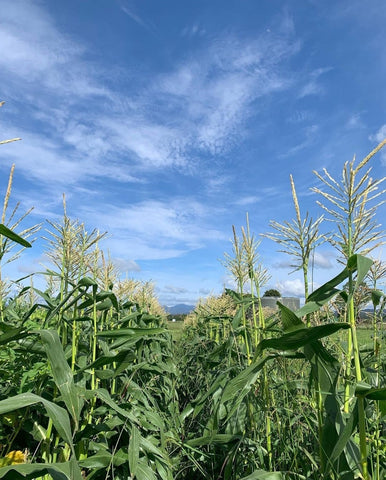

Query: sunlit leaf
left=0, top=224, right=31, bottom=248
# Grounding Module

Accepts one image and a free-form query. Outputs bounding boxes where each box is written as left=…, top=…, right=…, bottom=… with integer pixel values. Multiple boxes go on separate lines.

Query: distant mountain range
left=164, top=304, right=195, bottom=315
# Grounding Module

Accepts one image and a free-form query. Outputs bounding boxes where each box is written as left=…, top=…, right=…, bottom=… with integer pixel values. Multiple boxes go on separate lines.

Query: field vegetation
left=0, top=121, right=385, bottom=479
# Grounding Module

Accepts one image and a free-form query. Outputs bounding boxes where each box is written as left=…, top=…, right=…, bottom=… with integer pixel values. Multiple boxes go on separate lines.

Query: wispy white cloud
left=312, top=251, right=334, bottom=269
left=272, top=260, right=295, bottom=270
left=113, top=258, right=141, bottom=272
left=0, top=127, right=140, bottom=188
left=369, top=124, right=386, bottom=143
left=1, top=0, right=302, bottom=191
left=298, top=67, right=332, bottom=98
left=298, top=82, right=322, bottom=98
left=346, top=113, right=364, bottom=130
left=234, top=196, right=261, bottom=206
left=96, top=116, right=186, bottom=169
left=205, top=175, right=231, bottom=193
left=78, top=199, right=227, bottom=260
left=287, top=110, right=313, bottom=124
left=163, top=285, right=188, bottom=294
left=279, top=124, right=319, bottom=158
left=119, top=0, right=156, bottom=32
left=153, top=33, right=299, bottom=157
left=276, top=278, right=304, bottom=296
left=181, top=23, right=206, bottom=38
left=369, top=125, right=386, bottom=165
left=0, top=0, right=107, bottom=100
left=198, top=288, right=211, bottom=295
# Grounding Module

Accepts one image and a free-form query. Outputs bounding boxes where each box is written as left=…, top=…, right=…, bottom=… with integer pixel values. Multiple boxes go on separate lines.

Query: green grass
left=166, top=319, right=185, bottom=341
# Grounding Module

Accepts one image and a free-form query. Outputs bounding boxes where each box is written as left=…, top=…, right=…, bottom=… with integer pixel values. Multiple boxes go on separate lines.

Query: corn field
left=0, top=140, right=385, bottom=479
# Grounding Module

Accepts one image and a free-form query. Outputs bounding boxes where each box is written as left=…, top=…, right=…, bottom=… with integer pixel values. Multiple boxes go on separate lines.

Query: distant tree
left=167, top=313, right=186, bottom=322
left=263, top=289, right=281, bottom=297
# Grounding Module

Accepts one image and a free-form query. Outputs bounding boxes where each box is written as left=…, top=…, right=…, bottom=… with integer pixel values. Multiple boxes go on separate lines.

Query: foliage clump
left=263, top=288, right=281, bottom=297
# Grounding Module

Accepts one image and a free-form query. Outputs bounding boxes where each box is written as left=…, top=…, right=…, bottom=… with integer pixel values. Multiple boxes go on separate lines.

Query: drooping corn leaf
left=0, top=393, right=74, bottom=453
left=355, top=383, right=386, bottom=400
left=0, top=224, right=32, bottom=248
left=255, top=322, right=349, bottom=356
left=39, top=330, right=84, bottom=430
left=0, top=459, right=83, bottom=480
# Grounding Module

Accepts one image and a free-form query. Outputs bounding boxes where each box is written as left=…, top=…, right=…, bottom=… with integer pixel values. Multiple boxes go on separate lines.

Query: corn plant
left=0, top=165, right=41, bottom=322
left=313, top=141, right=386, bottom=478
left=0, top=275, right=179, bottom=479
left=263, top=174, right=324, bottom=312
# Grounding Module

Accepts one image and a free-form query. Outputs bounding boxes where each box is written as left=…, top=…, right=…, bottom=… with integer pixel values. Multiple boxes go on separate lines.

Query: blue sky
left=0, top=0, right=385, bottom=306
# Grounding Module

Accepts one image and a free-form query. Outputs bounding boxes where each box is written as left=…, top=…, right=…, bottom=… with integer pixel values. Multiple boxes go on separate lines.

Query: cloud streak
left=0, top=0, right=302, bottom=190
left=78, top=198, right=227, bottom=260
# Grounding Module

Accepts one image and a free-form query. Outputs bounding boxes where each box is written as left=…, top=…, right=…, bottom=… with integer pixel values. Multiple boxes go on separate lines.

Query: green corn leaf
left=192, top=374, right=228, bottom=418
left=348, top=254, right=373, bottom=287
left=298, top=255, right=372, bottom=317
left=255, top=323, right=350, bottom=355
left=239, top=470, right=284, bottom=480
left=95, top=298, right=113, bottom=310
left=0, top=224, right=32, bottom=248
left=221, top=356, right=272, bottom=420
left=95, top=369, right=115, bottom=379
left=186, top=433, right=241, bottom=447
left=92, top=388, right=139, bottom=425
left=277, top=302, right=303, bottom=331
left=77, top=350, right=137, bottom=374
left=0, top=392, right=74, bottom=452
left=0, top=459, right=83, bottom=479
left=39, top=330, right=84, bottom=430
left=232, top=306, right=244, bottom=328
left=77, top=276, right=98, bottom=287
left=0, top=326, right=28, bottom=345
left=371, top=289, right=383, bottom=308
left=31, top=288, right=56, bottom=307
left=140, top=436, right=168, bottom=460
left=154, top=459, right=172, bottom=480
left=297, top=266, right=351, bottom=317
left=97, top=327, right=166, bottom=337
left=136, top=459, right=158, bottom=480
left=355, top=383, right=386, bottom=400
left=380, top=400, right=386, bottom=417
left=225, top=288, right=243, bottom=303
left=128, top=425, right=140, bottom=477
left=328, top=401, right=359, bottom=465
left=79, top=452, right=126, bottom=468
left=306, top=266, right=350, bottom=302
left=95, top=290, right=119, bottom=310
left=78, top=294, right=113, bottom=310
